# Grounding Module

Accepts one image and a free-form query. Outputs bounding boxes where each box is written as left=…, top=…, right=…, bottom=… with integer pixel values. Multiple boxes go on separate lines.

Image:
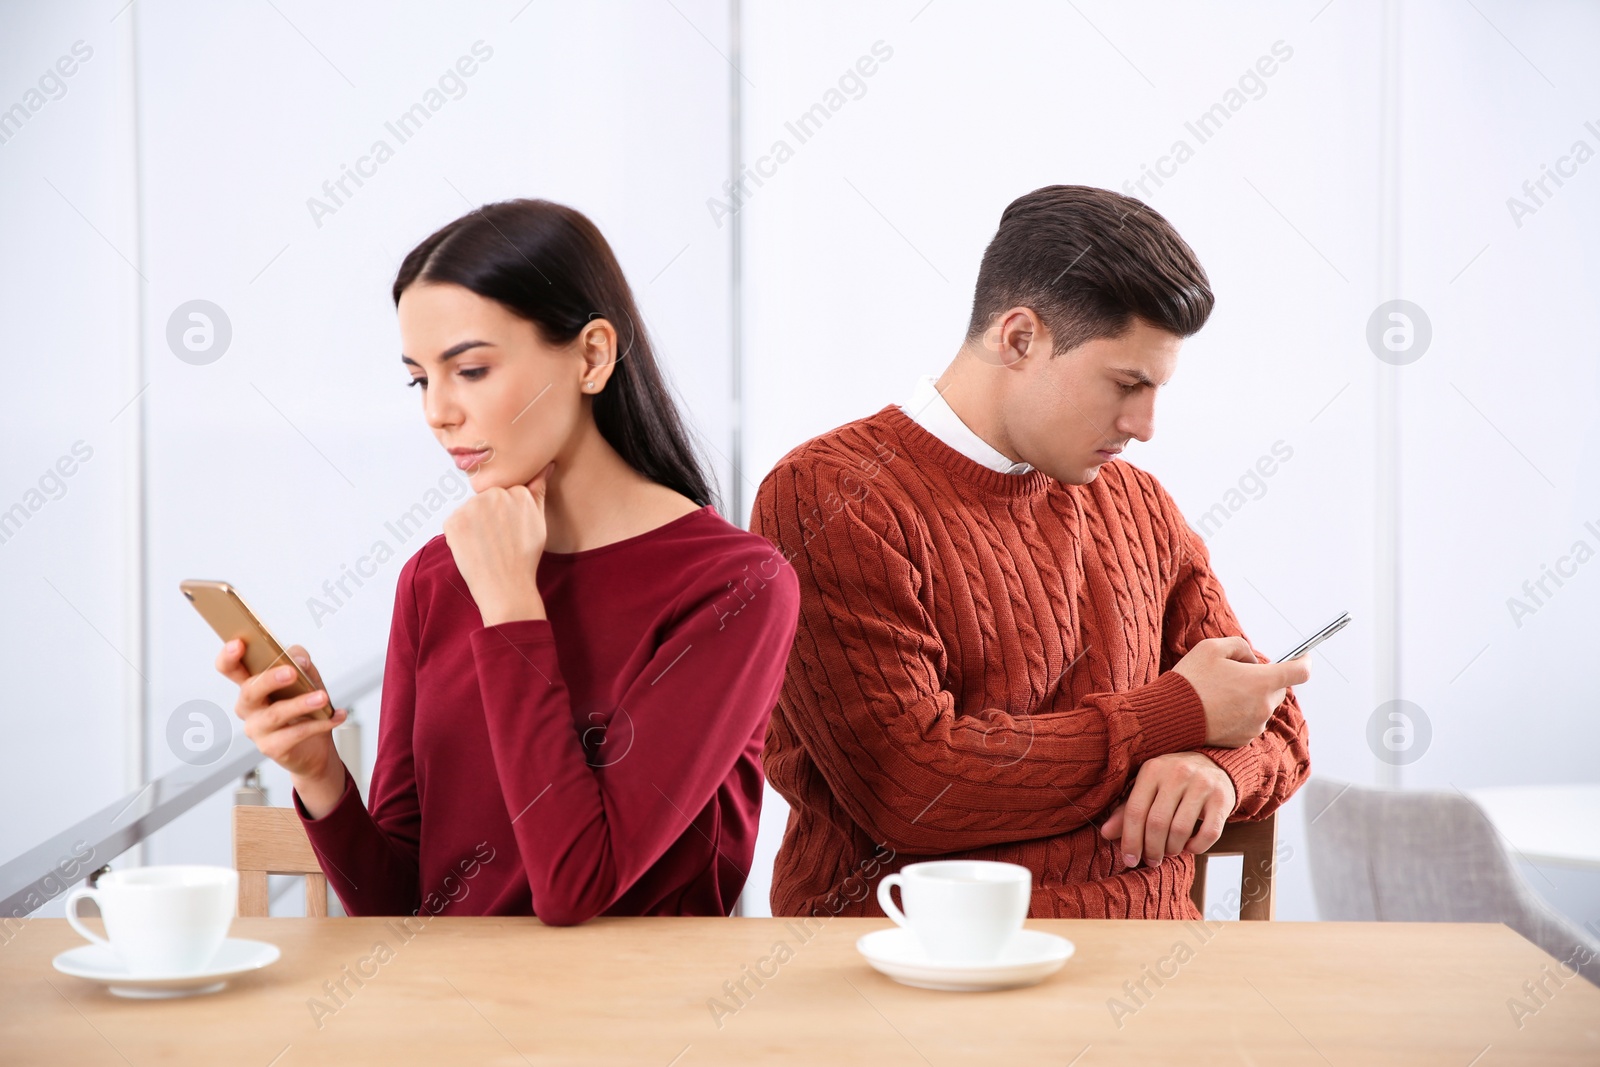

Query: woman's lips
left=453, top=450, right=490, bottom=471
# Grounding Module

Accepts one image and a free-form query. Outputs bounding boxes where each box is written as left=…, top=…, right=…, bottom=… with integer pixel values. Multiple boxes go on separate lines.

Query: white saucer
left=856, top=927, right=1074, bottom=991
left=52, top=937, right=281, bottom=998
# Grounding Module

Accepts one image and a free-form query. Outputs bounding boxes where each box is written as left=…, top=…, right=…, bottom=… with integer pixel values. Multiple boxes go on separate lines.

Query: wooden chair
left=1188, top=811, right=1277, bottom=921
left=232, top=806, right=330, bottom=918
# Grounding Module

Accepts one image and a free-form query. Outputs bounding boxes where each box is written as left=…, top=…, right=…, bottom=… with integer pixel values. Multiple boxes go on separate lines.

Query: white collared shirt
left=901, top=376, right=1034, bottom=475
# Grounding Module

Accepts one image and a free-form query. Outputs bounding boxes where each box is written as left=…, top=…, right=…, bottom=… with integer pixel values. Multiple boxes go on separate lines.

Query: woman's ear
left=577, top=318, right=620, bottom=394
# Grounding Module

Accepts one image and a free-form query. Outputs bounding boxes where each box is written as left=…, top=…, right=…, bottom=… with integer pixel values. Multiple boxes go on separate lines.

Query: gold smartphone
left=180, top=579, right=331, bottom=720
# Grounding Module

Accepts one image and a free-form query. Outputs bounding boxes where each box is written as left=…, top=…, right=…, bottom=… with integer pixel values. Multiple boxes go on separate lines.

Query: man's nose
left=1119, top=397, right=1155, bottom=443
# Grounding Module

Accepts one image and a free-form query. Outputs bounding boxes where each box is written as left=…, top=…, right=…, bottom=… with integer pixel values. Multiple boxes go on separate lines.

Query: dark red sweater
left=293, top=505, right=800, bottom=925
left=750, top=405, right=1311, bottom=920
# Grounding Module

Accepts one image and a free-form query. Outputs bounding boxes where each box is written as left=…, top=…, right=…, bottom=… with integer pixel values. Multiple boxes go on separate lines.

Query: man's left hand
left=1098, top=751, right=1237, bottom=868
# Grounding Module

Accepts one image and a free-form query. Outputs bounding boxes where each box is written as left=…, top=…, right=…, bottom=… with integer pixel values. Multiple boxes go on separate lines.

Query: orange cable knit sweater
left=749, top=403, right=1311, bottom=920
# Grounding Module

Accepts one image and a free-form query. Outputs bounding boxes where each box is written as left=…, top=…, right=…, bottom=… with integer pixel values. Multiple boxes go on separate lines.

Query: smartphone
left=180, top=579, right=330, bottom=720
left=1275, top=610, right=1351, bottom=664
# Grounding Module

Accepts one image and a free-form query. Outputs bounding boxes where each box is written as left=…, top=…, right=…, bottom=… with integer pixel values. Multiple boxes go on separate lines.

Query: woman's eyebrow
left=400, top=340, right=496, bottom=367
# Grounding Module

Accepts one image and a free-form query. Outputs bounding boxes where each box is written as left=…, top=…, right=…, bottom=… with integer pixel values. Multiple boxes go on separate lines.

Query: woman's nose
left=424, top=385, right=459, bottom=430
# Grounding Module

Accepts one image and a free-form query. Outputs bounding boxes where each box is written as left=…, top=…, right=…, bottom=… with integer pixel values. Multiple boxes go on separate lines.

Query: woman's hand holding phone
left=215, top=638, right=348, bottom=818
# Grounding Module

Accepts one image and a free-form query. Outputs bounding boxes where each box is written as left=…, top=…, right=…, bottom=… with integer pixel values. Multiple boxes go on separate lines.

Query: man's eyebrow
left=400, top=340, right=495, bottom=367
left=1112, top=367, right=1169, bottom=388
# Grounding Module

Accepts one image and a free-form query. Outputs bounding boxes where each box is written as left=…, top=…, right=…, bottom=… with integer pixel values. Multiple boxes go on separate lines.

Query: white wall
left=2, top=0, right=733, bottom=915
left=1, top=2, right=143, bottom=891
left=1394, top=0, right=1600, bottom=928
left=134, top=0, right=735, bottom=882
left=4, top=0, right=1594, bottom=929
left=734, top=0, right=1599, bottom=925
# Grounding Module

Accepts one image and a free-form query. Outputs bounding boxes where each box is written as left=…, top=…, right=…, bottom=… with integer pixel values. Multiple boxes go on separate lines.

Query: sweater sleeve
left=291, top=550, right=426, bottom=916
left=1151, top=477, right=1313, bottom=822
left=750, top=456, right=1211, bottom=855
left=465, top=542, right=799, bottom=927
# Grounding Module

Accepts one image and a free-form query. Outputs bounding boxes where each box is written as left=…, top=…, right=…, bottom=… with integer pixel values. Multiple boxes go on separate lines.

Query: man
left=749, top=185, right=1312, bottom=920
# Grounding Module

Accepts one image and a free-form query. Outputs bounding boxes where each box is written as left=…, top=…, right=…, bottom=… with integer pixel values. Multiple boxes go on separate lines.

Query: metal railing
left=0, top=657, right=385, bottom=920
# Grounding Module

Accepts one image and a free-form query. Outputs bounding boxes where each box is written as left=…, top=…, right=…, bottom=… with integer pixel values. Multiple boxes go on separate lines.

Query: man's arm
left=1152, top=477, right=1312, bottom=822
left=751, top=451, right=1212, bottom=855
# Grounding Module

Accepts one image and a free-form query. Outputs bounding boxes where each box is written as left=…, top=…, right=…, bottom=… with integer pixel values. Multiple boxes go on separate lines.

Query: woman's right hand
left=215, top=638, right=347, bottom=783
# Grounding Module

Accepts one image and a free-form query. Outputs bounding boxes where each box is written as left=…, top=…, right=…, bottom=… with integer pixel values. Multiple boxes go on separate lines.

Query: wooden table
left=5, top=916, right=1598, bottom=1064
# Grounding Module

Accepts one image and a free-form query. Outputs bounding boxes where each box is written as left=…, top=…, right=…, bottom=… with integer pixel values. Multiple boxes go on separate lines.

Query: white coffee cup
left=877, top=860, right=1032, bottom=963
left=64, top=865, right=238, bottom=976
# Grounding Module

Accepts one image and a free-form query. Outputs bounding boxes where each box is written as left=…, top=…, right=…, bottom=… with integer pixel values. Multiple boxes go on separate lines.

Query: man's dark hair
left=965, top=185, right=1214, bottom=355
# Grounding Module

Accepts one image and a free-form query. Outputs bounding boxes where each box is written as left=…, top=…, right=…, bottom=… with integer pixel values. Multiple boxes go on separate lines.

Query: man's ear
left=989, top=306, right=1048, bottom=367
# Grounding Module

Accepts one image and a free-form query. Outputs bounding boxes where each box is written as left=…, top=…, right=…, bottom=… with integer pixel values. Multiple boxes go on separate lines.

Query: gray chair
left=1304, top=777, right=1599, bottom=985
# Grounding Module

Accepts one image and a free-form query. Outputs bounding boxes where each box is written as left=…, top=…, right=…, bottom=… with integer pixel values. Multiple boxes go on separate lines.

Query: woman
left=216, top=199, right=799, bottom=924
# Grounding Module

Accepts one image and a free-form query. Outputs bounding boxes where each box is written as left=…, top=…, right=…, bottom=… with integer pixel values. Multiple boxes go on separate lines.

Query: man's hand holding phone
left=1100, top=615, right=1345, bottom=870
left=1171, top=636, right=1311, bottom=748
left=215, top=638, right=348, bottom=818
left=1099, top=632, right=1314, bottom=868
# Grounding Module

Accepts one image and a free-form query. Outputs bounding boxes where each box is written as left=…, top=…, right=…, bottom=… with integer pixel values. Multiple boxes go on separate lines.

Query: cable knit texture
left=749, top=404, right=1311, bottom=920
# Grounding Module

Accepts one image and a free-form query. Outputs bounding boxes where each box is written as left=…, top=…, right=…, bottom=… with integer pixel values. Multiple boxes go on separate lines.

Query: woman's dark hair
left=393, top=198, right=718, bottom=511
left=965, top=185, right=1214, bottom=354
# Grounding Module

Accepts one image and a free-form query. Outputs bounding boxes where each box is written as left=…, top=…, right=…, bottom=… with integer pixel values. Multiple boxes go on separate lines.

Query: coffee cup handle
left=64, top=886, right=111, bottom=947
left=877, top=873, right=909, bottom=927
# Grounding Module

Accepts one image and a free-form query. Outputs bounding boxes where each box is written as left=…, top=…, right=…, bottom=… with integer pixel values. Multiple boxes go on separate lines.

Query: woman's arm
left=292, top=761, right=347, bottom=819
left=292, top=552, right=428, bottom=916
left=467, top=541, right=800, bottom=926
